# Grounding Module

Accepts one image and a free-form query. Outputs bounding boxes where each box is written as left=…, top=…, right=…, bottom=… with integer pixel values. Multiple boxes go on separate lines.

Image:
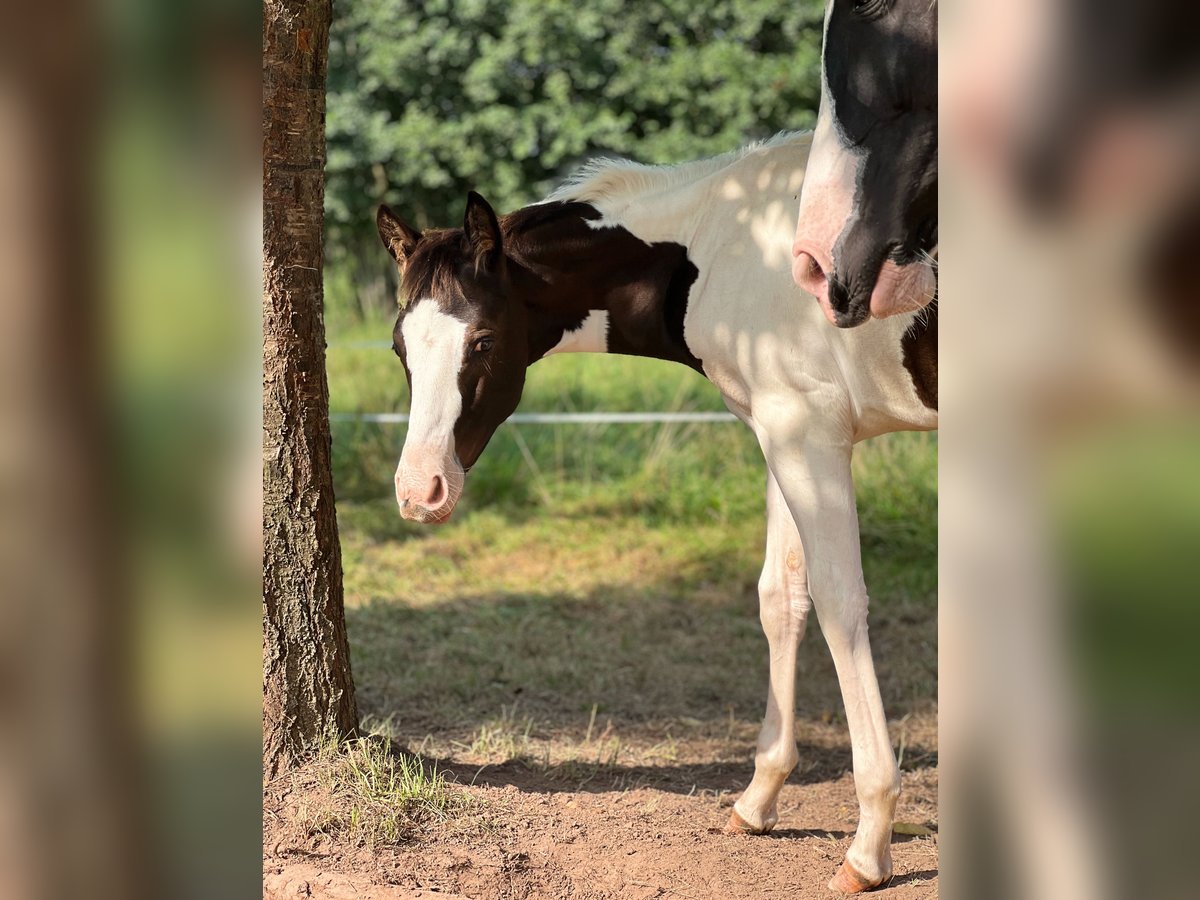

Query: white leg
left=727, top=471, right=812, bottom=834
left=764, top=425, right=899, bottom=893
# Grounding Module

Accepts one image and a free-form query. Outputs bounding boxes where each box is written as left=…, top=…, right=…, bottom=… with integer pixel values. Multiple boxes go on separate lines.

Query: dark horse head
left=792, top=0, right=938, bottom=327
left=376, top=190, right=686, bottom=522
left=376, top=192, right=532, bottom=523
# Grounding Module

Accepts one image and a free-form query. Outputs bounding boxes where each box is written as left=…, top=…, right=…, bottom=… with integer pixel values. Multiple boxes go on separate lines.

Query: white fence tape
left=330, top=411, right=737, bottom=425
left=326, top=341, right=737, bottom=424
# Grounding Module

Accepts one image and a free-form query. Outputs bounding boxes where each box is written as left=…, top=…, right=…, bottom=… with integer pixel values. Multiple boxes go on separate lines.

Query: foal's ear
left=463, top=191, right=504, bottom=273
left=377, top=205, right=422, bottom=272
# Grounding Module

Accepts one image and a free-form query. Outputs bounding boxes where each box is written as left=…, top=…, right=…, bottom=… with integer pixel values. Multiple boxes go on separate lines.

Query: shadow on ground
left=417, top=741, right=937, bottom=798
left=346, top=564, right=937, bottom=798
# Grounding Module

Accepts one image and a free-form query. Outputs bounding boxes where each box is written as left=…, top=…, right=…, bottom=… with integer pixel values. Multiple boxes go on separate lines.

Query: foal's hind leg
left=726, top=471, right=811, bottom=835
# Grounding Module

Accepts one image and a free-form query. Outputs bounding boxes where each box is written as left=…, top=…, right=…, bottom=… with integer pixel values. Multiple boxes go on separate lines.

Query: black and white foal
left=378, top=133, right=937, bottom=893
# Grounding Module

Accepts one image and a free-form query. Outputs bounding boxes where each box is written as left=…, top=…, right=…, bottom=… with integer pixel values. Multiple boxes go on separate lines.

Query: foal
left=378, top=132, right=936, bottom=893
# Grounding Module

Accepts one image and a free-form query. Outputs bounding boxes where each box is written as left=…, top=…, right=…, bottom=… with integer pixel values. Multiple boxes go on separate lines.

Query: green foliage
left=327, top=0, right=825, bottom=298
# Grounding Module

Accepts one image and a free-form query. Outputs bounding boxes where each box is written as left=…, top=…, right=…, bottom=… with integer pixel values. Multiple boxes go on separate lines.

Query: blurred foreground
left=942, top=2, right=1200, bottom=899
left=1, top=1, right=260, bottom=898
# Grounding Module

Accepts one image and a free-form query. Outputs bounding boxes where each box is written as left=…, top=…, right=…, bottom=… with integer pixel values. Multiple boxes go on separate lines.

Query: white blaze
left=793, top=0, right=862, bottom=286
left=397, top=301, right=467, bottom=508
left=796, top=96, right=862, bottom=260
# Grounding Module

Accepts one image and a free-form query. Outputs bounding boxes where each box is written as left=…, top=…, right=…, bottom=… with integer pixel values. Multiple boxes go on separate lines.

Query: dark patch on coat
left=602, top=243, right=702, bottom=372
left=506, top=201, right=703, bottom=371
left=901, top=306, right=938, bottom=411
left=1144, top=186, right=1200, bottom=369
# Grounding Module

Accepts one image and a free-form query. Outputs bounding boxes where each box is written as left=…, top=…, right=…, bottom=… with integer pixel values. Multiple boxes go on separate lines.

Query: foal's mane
left=400, top=131, right=809, bottom=305
left=548, top=131, right=808, bottom=206
left=399, top=202, right=600, bottom=305
left=398, top=229, right=467, bottom=305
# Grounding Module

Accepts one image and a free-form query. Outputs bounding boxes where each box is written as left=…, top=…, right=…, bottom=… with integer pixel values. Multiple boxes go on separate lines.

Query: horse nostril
left=792, top=250, right=829, bottom=296
left=425, top=474, right=447, bottom=508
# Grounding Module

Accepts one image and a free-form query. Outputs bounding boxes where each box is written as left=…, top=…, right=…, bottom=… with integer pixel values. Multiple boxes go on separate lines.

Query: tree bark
left=262, top=0, right=358, bottom=779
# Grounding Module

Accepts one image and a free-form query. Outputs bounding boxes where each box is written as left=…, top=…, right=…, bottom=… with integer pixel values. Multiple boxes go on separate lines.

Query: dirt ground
left=263, top=714, right=937, bottom=899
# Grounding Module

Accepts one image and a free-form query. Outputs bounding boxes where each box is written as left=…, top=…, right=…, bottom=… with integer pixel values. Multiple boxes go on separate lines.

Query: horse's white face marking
left=544, top=310, right=609, bottom=356
left=395, top=301, right=468, bottom=522
left=792, top=87, right=862, bottom=325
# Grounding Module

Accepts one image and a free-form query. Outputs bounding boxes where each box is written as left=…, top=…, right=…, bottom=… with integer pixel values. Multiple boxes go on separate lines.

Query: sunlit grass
left=296, top=729, right=466, bottom=849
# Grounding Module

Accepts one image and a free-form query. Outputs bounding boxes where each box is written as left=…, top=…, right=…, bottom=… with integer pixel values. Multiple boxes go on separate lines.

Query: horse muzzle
left=394, top=447, right=464, bottom=524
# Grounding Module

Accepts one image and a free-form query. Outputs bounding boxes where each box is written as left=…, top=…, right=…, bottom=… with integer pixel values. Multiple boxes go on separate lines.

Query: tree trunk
left=262, top=0, right=358, bottom=779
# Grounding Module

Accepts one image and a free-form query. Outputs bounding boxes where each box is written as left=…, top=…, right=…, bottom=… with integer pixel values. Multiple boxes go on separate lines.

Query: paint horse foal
left=378, top=133, right=937, bottom=893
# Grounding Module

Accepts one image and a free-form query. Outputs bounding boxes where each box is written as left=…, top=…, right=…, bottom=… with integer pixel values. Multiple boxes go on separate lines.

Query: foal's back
left=556, top=132, right=937, bottom=440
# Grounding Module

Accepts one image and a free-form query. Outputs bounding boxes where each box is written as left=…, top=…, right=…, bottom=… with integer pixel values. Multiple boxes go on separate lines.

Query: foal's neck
left=510, top=202, right=702, bottom=372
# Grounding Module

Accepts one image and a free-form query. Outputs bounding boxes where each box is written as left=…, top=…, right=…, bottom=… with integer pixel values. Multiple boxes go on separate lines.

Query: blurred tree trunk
left=262, top=0, right=358, bottom=778
left=1, top=3, right=153, bottom=896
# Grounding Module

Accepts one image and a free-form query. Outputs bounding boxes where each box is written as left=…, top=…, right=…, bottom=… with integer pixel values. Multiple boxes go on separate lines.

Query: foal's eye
left=472, top=337, right=494, bottom=354
left=852, top=0, right=889, bottom=17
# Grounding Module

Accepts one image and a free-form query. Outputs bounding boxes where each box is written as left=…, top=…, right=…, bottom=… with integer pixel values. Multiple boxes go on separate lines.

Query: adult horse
left=377, top=133, right=937, bottom=893
left=791, top=0, right=938, bottom=327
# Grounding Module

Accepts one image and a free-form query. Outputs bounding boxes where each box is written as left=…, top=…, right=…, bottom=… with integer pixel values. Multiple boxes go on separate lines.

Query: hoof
left=828, top=859, right=887, bottom=894
left=724, top=808, right=773, bottom=835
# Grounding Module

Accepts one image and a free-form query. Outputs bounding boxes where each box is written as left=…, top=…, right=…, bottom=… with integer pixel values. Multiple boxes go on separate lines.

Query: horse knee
left=758, top=560, right=810, bottom=642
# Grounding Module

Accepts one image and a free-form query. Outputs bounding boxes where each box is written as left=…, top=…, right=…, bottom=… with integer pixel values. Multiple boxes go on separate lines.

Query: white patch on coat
left=548, top=132, right=807, bottom=210
left=544, top=310, right=609, bottom=356
left=555, top=131, right=935, bottom=437
left=396, top=301, right=468, bottom=514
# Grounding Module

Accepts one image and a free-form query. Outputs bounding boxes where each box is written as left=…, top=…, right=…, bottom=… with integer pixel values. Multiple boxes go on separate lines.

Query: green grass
left=297, top=729, right=466, bottom=849
left=327, top=308, right=937, bottom=756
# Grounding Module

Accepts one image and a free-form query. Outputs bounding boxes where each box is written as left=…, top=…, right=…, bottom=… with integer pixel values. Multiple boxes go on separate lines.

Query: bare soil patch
left=264, top=714, right=937, bottom=899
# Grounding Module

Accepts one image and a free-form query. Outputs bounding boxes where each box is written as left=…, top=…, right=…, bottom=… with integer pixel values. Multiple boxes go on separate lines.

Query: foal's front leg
left=766, top=423, right=901, bottom=894
left=726, top=471, right=812, bottom=834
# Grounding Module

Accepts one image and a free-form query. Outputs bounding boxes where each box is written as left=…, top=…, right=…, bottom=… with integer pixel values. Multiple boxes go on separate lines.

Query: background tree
left=263, top=0, right=359, bottom=777
left=325, top=0, right=824, bottom=317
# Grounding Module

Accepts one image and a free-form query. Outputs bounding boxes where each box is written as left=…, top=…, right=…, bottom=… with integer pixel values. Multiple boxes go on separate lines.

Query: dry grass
left=293, top=731, right=467, bottom=850
left=462, top=704, right=536, bottom=760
